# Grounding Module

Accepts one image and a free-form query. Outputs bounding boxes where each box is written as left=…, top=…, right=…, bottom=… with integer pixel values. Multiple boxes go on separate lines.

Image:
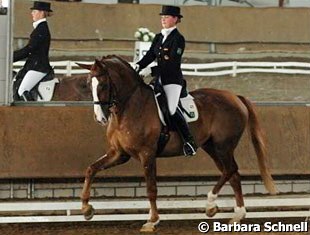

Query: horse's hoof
left=82, top=204, right=95, bottom=221
left=140, top=219, right=160, bottom=233
left=206, top=205, right=219, bottom=217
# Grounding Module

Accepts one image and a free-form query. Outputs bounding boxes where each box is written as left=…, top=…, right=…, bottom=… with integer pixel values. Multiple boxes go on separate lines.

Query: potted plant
left=133, top=27, right=155, bottom=61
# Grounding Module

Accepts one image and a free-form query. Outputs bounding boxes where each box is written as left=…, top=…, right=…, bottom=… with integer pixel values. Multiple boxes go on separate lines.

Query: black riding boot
left=171, top=109, right=198, bottom=157
left=21, top=91, right=34, bottom=101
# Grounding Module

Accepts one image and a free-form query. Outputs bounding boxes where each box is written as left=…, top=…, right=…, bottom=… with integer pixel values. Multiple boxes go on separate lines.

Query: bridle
left=93, top=65, right=140, bottom=118
left=93, top=71, right=117, bottom=109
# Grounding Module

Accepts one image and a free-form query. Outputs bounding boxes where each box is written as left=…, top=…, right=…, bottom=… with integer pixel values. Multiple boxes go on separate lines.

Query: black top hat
left=30, top=1, right=53, bottom=12
left=159, top=5, right=183, bottom=18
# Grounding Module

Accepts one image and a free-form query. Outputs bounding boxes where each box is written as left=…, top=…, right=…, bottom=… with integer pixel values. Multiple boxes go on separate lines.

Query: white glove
left=133, top=64, right=140, bottom=72
left=139, top=66, right=152, bottom=77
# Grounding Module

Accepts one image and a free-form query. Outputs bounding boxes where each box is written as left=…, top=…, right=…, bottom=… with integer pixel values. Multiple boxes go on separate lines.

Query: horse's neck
left=110, top=64, right=155, bottom=122
left=116, top=83, right=154, bottom=121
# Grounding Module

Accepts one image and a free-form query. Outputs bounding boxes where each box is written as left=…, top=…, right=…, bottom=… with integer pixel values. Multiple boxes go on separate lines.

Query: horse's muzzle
left=93, top=104, right=109, bottom=125
left=97, top=119, right=108, bottom=126
left=93, top=113, right=108, bottom=126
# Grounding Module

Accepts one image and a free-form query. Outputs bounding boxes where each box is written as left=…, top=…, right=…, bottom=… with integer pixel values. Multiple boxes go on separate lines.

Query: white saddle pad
left=180, top=95, right=199, bottom=122
left=37, top=78, right=59, bottom=101
left=153, top=91, right=199, bottom=126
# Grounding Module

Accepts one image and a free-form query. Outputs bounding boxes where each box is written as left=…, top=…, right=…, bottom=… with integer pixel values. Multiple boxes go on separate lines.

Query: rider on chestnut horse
left=135, top=5, right=197, bottom=157
left=78, top=55, right=277, bottom=232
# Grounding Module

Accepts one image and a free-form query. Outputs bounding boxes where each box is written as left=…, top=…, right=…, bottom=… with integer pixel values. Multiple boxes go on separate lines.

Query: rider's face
left=161, top=15, right=178, bottom=29
left=31, top=10, right=45, bottom=22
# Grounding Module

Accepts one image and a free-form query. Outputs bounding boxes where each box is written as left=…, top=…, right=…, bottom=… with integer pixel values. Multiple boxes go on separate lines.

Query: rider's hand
left=134, top=64, right=140, bottom=73
left=139, top=67, right=152, bottom=78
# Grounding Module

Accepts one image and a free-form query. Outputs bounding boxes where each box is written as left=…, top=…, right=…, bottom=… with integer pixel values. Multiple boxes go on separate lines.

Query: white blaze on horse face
left=91, top=77, right=107, bottom=124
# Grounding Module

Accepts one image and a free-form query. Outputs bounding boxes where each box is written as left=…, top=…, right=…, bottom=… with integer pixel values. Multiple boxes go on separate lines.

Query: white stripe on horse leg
left=206, top=190, right=219, bottom=217
left=229, top=206, right=247, bottom=223
left=206, top=190, right=218, bottom=210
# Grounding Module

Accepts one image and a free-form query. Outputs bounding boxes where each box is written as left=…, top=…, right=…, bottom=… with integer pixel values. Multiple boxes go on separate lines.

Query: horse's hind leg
left=201, top=140, right=246, bottom=222
left=228, top=170, right=246, bottom=223
left=81, top=149, right=130, bottom=220
left=201, top=140, right=230, bottom=217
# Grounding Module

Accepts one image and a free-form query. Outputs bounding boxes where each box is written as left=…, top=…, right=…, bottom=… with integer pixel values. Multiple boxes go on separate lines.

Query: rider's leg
left=172, top=108, right=198, bottom=156
left=18, top=70, right=46, bottom=101
left=163, top=84, right=197, bottom=157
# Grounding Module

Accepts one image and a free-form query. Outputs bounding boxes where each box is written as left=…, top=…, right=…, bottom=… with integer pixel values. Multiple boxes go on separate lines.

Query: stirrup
left=183, top=142, right=197, bottom=157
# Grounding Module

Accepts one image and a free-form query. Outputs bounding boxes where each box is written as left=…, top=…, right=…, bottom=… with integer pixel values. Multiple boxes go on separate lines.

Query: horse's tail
left=238, top=95, right=278, bottom=195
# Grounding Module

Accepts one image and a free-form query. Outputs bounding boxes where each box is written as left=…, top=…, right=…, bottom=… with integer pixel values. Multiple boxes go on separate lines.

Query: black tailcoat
left=13, top=21, right=52, bottom=73
left=137, top=28, right=185, bottom=86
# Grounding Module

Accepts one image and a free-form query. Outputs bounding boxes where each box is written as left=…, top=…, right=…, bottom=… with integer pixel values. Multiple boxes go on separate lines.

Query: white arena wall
left=0, top=178, right=309, bottom=199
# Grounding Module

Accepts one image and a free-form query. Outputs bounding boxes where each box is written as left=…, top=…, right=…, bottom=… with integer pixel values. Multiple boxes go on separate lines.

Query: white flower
left=149, top=32, right=155, bottom=40
left=144, top=28, right=150, bottom=33
left=143, top=34, right=150, bottom=42
left=135, top=27, right=155, bottom=42
left=140, top=28, right=149, bottom=33
left=134, top=31, right=142, bottom=39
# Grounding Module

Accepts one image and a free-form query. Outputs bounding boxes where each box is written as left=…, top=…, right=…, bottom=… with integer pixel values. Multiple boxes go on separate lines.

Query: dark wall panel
left=0, top=105, right=309, bottom=178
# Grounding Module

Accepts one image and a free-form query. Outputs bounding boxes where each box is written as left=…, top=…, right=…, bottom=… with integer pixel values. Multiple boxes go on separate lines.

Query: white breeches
left=18, top=70, right=47, bottom=96
left=163, top=84, right=182, bottom=115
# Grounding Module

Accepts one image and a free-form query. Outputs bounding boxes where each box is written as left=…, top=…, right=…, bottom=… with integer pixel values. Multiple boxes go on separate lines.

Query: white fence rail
left=13, top=60, right=310, bottom=77
left=13, top=61, right=92, bottom=77
left=182, top=61, right=310, bottom=76
left=0, top=196, right=309, bottom=223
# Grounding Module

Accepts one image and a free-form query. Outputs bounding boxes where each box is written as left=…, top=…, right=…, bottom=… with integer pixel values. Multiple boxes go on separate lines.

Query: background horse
left=79, top=55, right=278, bottom=233
left=52, top=75, right=92, bottom=101
left=13, top=73, right=92, bottom=102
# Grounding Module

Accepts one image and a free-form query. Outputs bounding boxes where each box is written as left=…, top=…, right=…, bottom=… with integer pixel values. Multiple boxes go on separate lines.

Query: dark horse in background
left=78, top=55, right=278, bottom=233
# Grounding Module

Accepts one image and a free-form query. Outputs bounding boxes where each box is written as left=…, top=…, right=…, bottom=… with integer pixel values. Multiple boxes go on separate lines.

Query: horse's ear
left=76, top=63, right=92, bottom=70
left=93, top=59, right=108, bottom=72
left=95, top=59, right=105, bottom=68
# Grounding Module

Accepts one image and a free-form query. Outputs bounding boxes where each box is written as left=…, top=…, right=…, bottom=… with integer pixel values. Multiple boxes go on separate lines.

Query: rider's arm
left=136, top=34, right=160, bottom=70
left=13, top=26, right=47, bottom=62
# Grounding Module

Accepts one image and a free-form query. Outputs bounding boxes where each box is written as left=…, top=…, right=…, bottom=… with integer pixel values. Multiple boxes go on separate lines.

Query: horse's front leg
left=81, top=149, right=130, bottom=220
left=140, top=156, right=160, bottom=233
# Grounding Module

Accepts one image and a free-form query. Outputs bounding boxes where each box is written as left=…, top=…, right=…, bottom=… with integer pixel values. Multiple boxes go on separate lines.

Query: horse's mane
left=101, top=55, right=148, bottom=87
left=101, top=55, right=131, bottom=70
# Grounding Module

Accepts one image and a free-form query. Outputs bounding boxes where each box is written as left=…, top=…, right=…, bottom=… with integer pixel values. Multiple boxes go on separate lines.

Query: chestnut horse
left=79, top=55, right=277, bottom=232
